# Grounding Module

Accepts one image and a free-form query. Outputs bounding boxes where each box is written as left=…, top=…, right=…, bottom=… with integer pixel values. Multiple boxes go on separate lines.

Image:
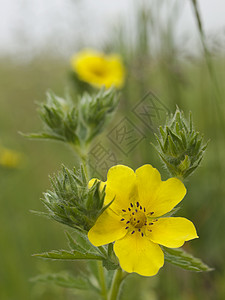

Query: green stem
left=109, top=268, right=127, bottom=300
left=97, top=261, right=108, bottom=300
left=190, top=0, right=225, bottom=117
left=70, top=142, right=90, bottom=178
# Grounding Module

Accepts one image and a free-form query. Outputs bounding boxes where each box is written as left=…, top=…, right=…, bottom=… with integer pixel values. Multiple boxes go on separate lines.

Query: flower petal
left=135, top=164, right=161, bottom=209
left=152, top=179, right=186, bottom=217
left=105, top=165, right=136, bottom=212
left=114, top=232, right=164, bottom=276
left=149, top=217, right=198, bottom=248
left=88, top=209, right=127, bottom=247
left=136, top=165, right=186, bottom=216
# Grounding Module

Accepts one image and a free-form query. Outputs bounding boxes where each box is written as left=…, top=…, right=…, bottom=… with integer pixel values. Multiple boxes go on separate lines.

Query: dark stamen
left=141, top=233, right=144, bottom=237
left=144, top=207, right=146, bottom=212
left=128, top=208, right=131, bottom=211
left=126, top=221, right=130, bottom=224
left=140, top=206, right=142, bottom=210
left=150, top=212, right=154, bottom=215
left=125, top=226, right=129, bottom=229
left=136, top=202, right=139, bottom=207
left=132, top=212, right=134, bottom=215
left=130, top=203, right=133, bottom=207
left=137, top=220, right=140, bottom=223
left=122, top=209, right=126, bottom=212
left=131, top=231, right=135, bottom=234
left=134, top=218, right=136, bottom=221
left=121, top=218, right=125, bottom=221
left=135, top=209, right=138, bottom=212
left=138, top=229, right=141, bottom=232
left=149, top=223, right=153, bottom=225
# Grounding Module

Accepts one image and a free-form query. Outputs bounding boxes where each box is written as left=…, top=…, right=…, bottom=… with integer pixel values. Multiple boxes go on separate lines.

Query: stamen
left=141, top=233, right=144, bottom=237
left=150, top=212, right=154, bottom=215
left=128, top=208, right=131, bottom=211
left=134, top=218, right=136, bottom=221
left=136, top=202, right=139, bottom=207
left=120, top=218, right=125, bottom=221
left=138, top=229, right=141, bottom=232
left=126, top=221, right=130, bottom=224
left=132, top=212, right=134, bottom=215
left=149, top=223, right=153, bottom=225
left=125, top=226, right=129, bottom=229
left=140, top=206, right=142, bottom=210
left=131, top=231, right=135, bottom=234
left=130, top=203, right=133, bottom=207
left=135, top=209, right=138, bottom=212
left=144, top=207, right=146, bottom=212
left=137, top=220, right=140, bottom=223
left=122, top=209, right=126, bottom=212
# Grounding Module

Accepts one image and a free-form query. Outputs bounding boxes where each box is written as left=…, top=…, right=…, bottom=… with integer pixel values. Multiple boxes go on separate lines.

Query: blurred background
left=0, top=0, right=225, bottom=299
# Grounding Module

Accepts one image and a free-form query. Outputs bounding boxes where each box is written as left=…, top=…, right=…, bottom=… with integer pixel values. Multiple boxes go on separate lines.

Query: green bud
left=25, top=88, right=119, bottom=148
left=78, top=87, right=119, bottom=143
left=153, top=107, right=209, bottom=179
left=40, top=165, right=110, bottom=231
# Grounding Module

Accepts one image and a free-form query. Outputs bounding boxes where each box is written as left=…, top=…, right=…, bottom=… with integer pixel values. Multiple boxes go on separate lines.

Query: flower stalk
left=98, top=261, right=108, bottom=300
left=109, top=268, right=127, bottom=300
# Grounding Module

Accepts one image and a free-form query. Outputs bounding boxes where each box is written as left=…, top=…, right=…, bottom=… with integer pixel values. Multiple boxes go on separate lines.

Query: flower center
left=90, top=63, right=107, bottom=77
left=130, top=211, right=146, bottom=228
left=120, top=202, right=156, bottom=237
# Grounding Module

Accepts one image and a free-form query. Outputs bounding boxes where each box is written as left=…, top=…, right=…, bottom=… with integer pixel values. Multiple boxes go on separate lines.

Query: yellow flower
left=71, top=49, right=125, bottom=89
left=88, top=165, right=198, bottom=276
left=0, top=146, right=22, bottom=169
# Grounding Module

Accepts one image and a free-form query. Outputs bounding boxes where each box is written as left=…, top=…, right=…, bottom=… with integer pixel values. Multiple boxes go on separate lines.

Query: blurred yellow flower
left=88, top=164, right=198, bottom=276
left=71, top=49, right=125, bottom=89
left=0, top=146, right=22, bottom=169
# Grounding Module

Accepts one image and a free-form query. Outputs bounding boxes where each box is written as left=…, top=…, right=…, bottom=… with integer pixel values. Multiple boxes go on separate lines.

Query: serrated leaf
left=72, top=229, right=105, bottom=256
left=65, top=231, right=86, bottom=253
left=162, top=246, right=213, bottom=272
left=31, top=272, right=95, bottom=290
left=33, top=249, right=104, bottom=261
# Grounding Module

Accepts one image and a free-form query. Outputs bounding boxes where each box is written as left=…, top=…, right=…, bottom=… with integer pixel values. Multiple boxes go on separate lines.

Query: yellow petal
left=136, top=165, right=186, bottom=216
left=88, top=209, right=127, bottom=247
left=114, top=232, right=164, bottom=276
left=136, top=164, right=162, bottom=210
left=71, top=49, right=125, bottom=89
left=149, top=217, right=198, bottom=248
left=105, top=165, right=136, bottom=213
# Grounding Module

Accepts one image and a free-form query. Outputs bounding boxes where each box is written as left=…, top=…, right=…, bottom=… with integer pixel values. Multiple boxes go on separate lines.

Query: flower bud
left=154, top=107, right=209, bottom=179
left=41, top=165, right=107, bottom=231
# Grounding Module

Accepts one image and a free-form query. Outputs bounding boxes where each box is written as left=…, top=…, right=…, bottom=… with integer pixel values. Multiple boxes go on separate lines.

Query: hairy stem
left=109, top=268, right=127, bottom=300
left=98, top=261, right=108, bottom=300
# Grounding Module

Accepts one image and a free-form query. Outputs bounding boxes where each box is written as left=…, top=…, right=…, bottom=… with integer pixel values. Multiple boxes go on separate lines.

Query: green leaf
left=65, top=231, right=86, bottom=253
left=71, top=229, right=106, bottom=256
left=31, top=272, right=94, bottom=290
left=21, top=132, right=65, bottom=141
left=33, top=249, right=104, bottom=261
left=162, top=247, right=213, bottom=272
left=160, top=206, right=181, bottom=218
